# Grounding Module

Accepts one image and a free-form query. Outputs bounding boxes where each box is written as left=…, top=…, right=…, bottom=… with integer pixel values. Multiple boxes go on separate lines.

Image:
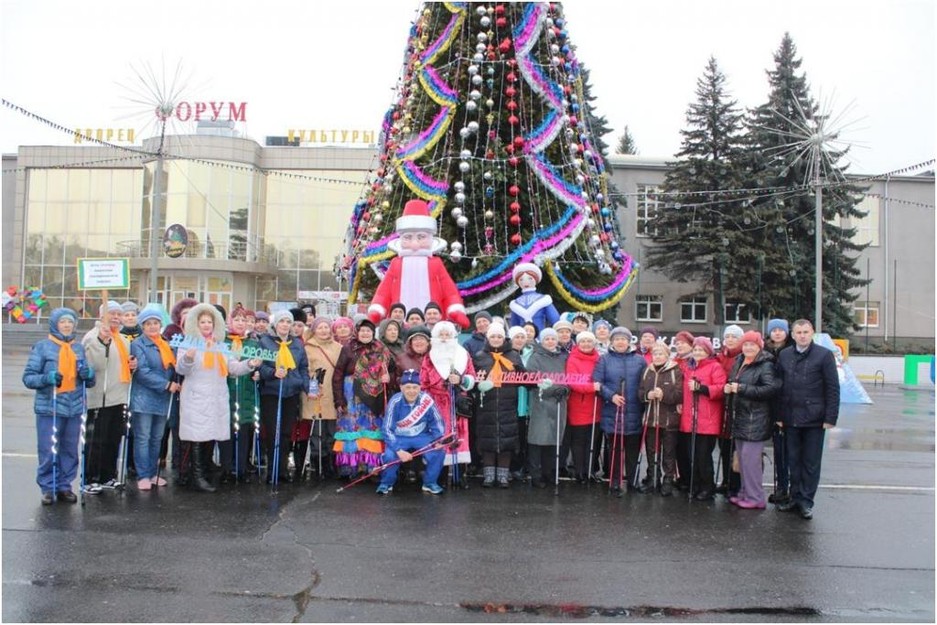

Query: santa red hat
left=396, top=199, right=437, bottom=232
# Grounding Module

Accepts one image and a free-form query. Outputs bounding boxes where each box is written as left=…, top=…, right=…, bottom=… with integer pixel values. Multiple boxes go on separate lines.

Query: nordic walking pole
left=553, top=401, right=561, bottom=497
left=51, top=387, right=58, bottom=502
left=272, top=377, right=284, bottom=490
left=233, top=377, right=240, bottom=483
left=586, top=391, right=599, bottom=484
left=253, top=379, right=262, bottom=479
left=336, top=433, right=455, bottom=493
left=652, top=399, right=662, bottom=492
left=633, top=404, right=650, bottom=491
left=79, top=380, right=88, bottom=506
left=689, top=388, right=700, bottom=502
left=155, top=391, right=174, bottom=485
left=119, top=378, right=134, bottom=489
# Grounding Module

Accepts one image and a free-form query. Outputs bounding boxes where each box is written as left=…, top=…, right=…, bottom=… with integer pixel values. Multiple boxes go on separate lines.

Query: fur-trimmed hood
left=184, top=303, right=226, bottom=343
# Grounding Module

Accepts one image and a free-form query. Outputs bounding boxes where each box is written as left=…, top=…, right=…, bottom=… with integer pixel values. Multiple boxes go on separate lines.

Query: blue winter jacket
left=22, top=308, right=95, bottom=418
left=130, top=333, right=175, bottom=416
left=594, top=348, right=646, bottom=435
left=258, top=333, right=309, bottom=398
left=776, top=342, right=840, bottom=428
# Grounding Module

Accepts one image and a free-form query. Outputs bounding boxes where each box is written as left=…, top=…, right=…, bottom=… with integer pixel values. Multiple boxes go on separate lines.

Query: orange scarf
left=488, top=351, right=515, bottom=388
left=112, top=333, right=132, bottom=383
left=151, top=334, right=176, bottom=369
left=201, top=340, right=228, bottom=377
left=48, top=335, right=77, bottom=393
left=227, top=334, right=243, bottom=355
left=275, top=337, right=296, bottom=371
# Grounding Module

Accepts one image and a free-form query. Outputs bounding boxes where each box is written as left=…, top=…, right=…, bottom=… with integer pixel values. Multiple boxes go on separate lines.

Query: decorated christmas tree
left=341, top=2, right=636, bottom=317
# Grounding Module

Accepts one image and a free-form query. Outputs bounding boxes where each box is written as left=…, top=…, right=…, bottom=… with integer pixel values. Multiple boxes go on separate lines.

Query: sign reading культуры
left=77, top=258, right=130, bottom=290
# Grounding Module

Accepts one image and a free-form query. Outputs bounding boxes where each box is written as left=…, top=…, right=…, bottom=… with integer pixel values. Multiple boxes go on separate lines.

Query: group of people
left=26, top=296, right=840, bottom=520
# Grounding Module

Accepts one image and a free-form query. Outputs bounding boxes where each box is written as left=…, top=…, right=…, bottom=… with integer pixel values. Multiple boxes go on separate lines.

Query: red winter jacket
left=679, top=356, right=727, bottom=436
left=717, top=347, right=742, bottom=378
left=565, top=345, right=601, bottom=427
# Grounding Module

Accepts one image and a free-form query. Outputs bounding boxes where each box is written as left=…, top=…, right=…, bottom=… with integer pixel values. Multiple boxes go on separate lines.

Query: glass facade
left=24, top=168, right=143, bottom=315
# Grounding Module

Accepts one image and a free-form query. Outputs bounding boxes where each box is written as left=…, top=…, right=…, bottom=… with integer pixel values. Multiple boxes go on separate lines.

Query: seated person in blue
left=377, top=369, right=448, bottom=496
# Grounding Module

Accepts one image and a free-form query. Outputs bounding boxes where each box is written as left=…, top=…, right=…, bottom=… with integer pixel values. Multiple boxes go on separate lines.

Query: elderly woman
left=23, top=308, right=95, bottom=504
left=724, top=331, right=780, bottom=509
left=421, top=321, right=476, bottom=486
left=332, top=319, right=396, bottom=477
left=565, top=330, right=602, bottom=483
left=379, top=319, right=406, bottom=360
left=638, top=342, right=683, bottom=496
left=509, top=325, right=532, bottom=480
left=525, top=327, right=569, bottom=488
left=594, top=327, right=647, bottom=494
left=331, top=317, right=354, bottom=347
left=177, top=304, right=261, bottom=492
left=472, top=323, right=526, bottom=488
left=678, top=337, right=727, bottom=501
left=303, top=316, right=342, bottom=479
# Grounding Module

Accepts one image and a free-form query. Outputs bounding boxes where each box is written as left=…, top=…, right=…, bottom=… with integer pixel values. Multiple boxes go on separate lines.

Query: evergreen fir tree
left=616, top=125, right=638, bottom=155
left=341, top=3, right=636, bottom=317
left=744, top=33, right=868, bottom=335
left=646, top=56, right=748, bottom=326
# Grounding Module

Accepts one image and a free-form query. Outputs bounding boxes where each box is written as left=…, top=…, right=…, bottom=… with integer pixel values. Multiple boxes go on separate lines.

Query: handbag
left=455, top=391, right=475, bottom=419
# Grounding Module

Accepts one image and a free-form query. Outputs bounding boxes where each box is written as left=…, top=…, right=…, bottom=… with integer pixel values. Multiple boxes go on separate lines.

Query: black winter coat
left=776, top=343, right=840, bottom=427
left=727, top=350, right=781, bottom=442
left=472, top=344, right=525, bottom=454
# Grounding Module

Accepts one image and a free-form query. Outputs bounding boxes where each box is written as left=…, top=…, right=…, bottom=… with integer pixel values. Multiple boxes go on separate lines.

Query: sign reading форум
left=77, top=258, right=130, bottom=290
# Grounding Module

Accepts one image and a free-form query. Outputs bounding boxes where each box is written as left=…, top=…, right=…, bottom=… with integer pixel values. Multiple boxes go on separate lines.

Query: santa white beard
left=429, top=338, right=468, bottom=379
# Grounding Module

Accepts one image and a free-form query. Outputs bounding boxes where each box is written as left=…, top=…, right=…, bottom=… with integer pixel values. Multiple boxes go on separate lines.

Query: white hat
left=486, top=323, right=506, bottom=338
left=395, top=199, right=437, bottom=232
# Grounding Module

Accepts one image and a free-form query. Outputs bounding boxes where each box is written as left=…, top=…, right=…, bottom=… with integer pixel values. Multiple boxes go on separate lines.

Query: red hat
left=395, top=199, right=437, bottom=232
left=692, top=336, right=715, bottom=356
left=741, top=330, right=765, bottom=349
left=674, top=330, right=695, bottom=346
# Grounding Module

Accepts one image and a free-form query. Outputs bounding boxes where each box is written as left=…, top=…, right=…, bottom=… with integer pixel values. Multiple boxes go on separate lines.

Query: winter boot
left=190, top=443, right=217, bottom=493
left=482, top=466, right=495, bottom=488
left=660, top=476, right=674, bottom=497
left=497, top=467, right=510, bottom=489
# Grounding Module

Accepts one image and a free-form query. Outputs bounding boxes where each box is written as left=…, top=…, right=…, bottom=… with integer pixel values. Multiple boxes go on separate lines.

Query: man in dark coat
left=775, top=319, right=840, bottom=520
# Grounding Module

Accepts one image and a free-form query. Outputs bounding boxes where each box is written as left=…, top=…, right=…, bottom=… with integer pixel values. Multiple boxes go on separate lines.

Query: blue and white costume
left=379, top=390, right=446, bottom=489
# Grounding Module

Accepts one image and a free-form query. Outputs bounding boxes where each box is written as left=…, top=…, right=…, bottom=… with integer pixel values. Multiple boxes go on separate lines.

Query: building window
left=853, top=301, right=880, bottom=328
left=724, top=301, right=751, bottom=324
left=635, top=184, right=661, bottom=237
left=635, top=294, right=663, bottom=322
left=680, top=297, right=708, bottom=323
left=852, top=196, right=880, bottom=247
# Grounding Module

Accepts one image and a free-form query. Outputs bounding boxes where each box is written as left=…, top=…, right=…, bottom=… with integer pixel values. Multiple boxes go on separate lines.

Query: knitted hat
left=424, top=301, right=442, bottom=314
left=120, top=301, right=139, bottom=313
left=406, top=308, right=425, bottom=321
left=406, top=324, right=431, bottom=342
left=553, top=319, right=573, bottom=332
left=255, top=311, right=270, bottom=322
left=571, top=311, right=592, bottom=325
left=767, top=318, right=790, bottom=335
left=539, top=328, right=558, bottom=341
left=610, top=326, right=633, bottom=344
left=389, top=302, right=407, bottom=315
left=396, top=199, right=437, bottom=232
left=576, top=330, right=597, bottom=344
left=640, top=326, right=659, bottom=340
left=693, top=336, right=715, bottom=356
left=399, top=369, right=421, bottom=386
left=741, top=330, right=765, bottom=349
left=474, top=310, right=493, bottom=323
left=486, top=323, right=506, bottom=338
left=137, top=305, right=163, bottom=326
left=310, top=316, right=332, bottom=333
left=723, top=324, right=744, bottom=339
left=508, top=326, right=527, bottom=340
left=356, top=318, right=376, bottom=332
left=592, top=319, right=612, bottom=333
left=101, top=300, right=122, bottom=316
left=271, top=309, right=293, bottom=327
left=674, top=330, right=695, bottom=346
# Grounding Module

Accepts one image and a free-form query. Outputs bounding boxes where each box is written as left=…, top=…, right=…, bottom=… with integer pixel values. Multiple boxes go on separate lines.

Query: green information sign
left=77, top=258, right=130, bottom=290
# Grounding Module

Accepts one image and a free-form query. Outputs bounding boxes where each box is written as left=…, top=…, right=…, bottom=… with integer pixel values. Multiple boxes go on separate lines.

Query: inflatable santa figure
left=367, top=199, right=470, bottom=329
left=508, top=262, right=560, bottom=332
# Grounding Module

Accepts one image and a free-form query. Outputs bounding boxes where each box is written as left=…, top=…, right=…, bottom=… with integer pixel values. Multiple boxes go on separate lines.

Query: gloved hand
left=477, top=379, right=494, bottom=393
left=537, top=378, right=554, bottom=391
left=47, top=371, right=63, bottom=387
left=77, top=360, right=94, bottom=382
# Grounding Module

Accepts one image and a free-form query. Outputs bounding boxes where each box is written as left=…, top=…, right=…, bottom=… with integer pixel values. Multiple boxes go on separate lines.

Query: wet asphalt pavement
left=2, top=348, right=934, bottom=623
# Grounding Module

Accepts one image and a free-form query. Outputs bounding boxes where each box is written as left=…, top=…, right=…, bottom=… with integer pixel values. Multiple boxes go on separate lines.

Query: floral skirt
left=332, top=376, right=384, bottom=476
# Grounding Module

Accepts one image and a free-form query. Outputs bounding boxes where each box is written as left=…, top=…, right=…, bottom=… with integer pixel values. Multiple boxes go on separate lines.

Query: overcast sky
left=1, top=0, right=934, bottom=176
